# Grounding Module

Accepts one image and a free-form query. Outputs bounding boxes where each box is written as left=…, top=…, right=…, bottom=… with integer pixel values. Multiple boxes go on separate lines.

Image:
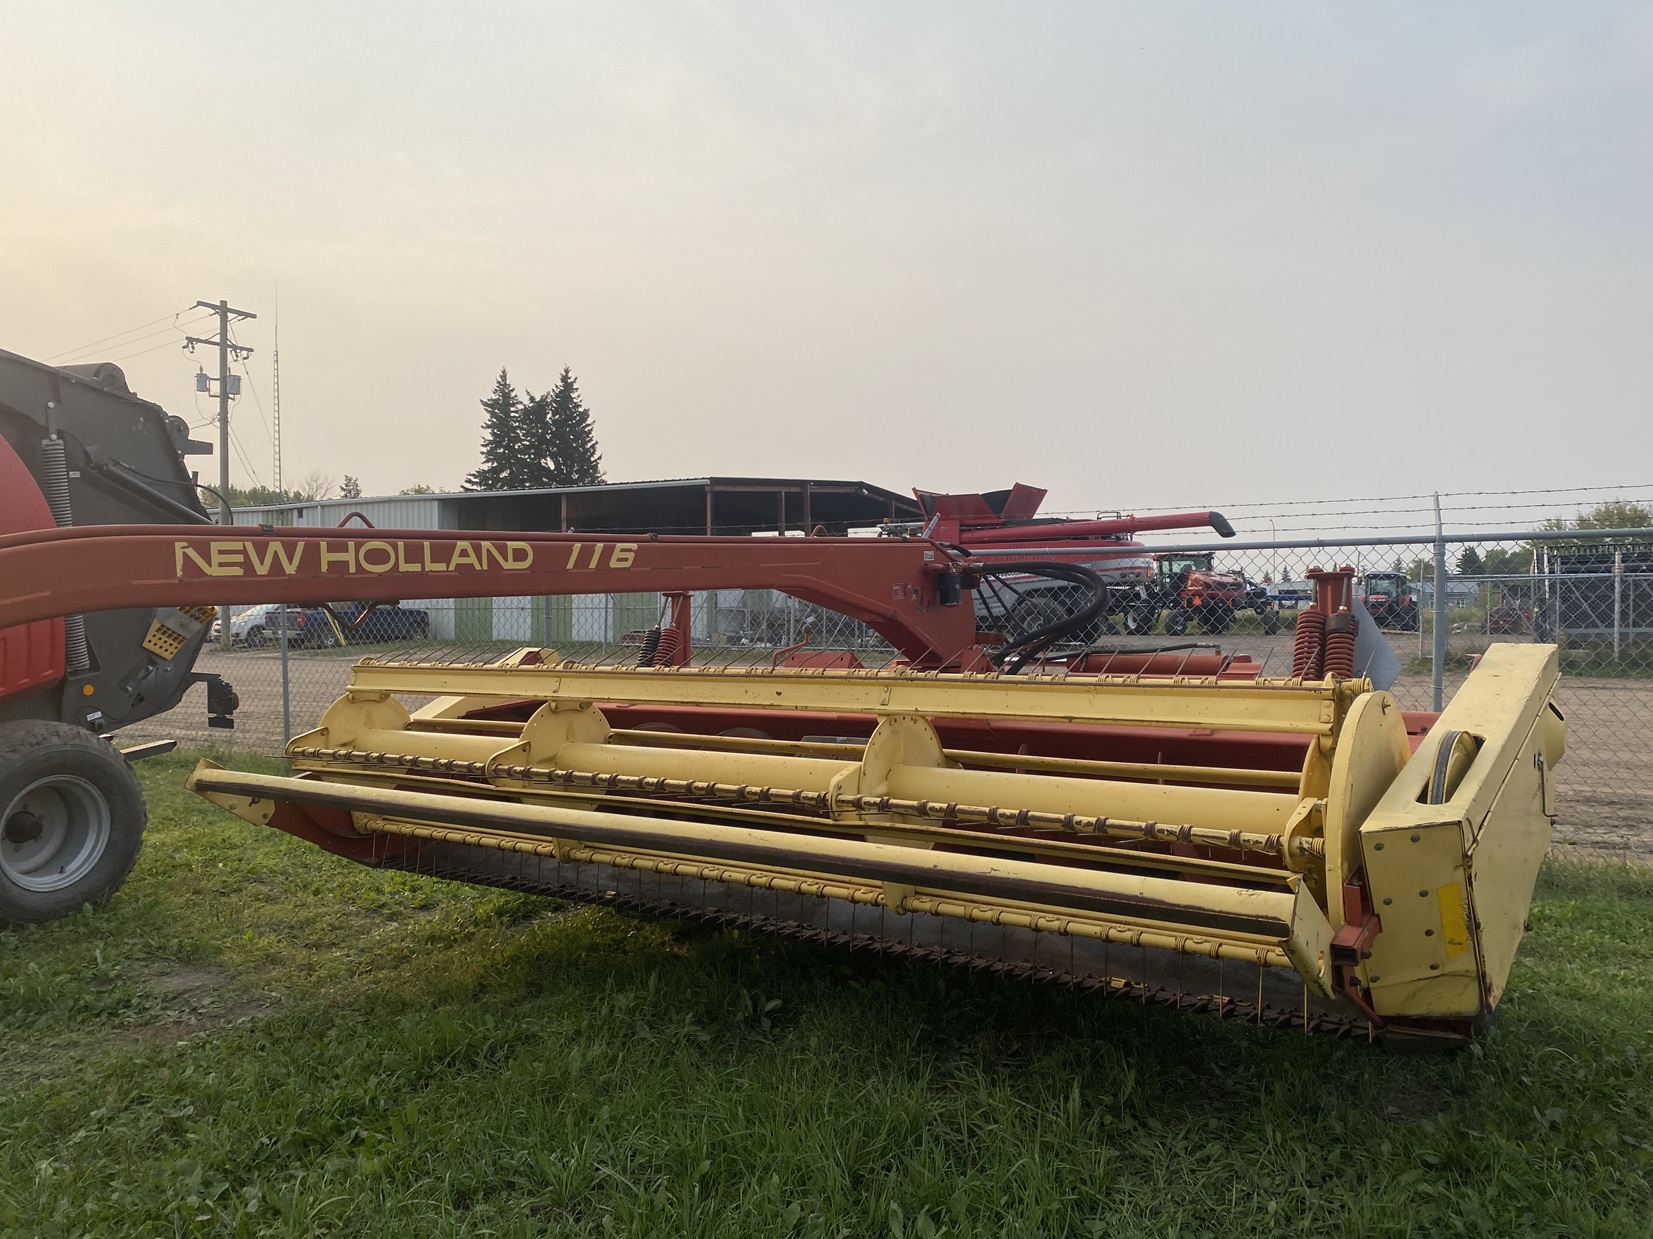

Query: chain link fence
left=119, top=530, right=1653, bottom=858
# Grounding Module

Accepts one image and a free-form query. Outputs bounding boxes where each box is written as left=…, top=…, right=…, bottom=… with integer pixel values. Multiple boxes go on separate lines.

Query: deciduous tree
left=295, top=469, right=337, bottom=501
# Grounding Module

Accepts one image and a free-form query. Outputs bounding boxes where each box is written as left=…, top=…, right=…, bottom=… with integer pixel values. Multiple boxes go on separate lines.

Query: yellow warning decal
left=1436, top=881, right=1470, bottom=959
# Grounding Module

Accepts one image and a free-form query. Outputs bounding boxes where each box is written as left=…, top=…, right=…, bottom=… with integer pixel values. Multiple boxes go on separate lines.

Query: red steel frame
left=0, top=525, right=989, bottom=669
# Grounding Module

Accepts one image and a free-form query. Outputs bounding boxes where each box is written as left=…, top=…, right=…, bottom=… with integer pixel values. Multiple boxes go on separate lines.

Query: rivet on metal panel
left=1425, top=929, right=1435, bottom=937
left=1410, top=833, right=1421, bottom=842
left=1374, top=842, right=1384, bottom=851
left=1429, top=964, right=1440, bottom=971
left=1382, top=898, right=1392, bottom=906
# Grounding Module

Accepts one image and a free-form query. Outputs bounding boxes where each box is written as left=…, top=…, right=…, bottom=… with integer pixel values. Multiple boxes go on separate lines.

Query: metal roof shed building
left=230, top=477, right=921, bottom=645
left=232, top=476, right=919, bottom=535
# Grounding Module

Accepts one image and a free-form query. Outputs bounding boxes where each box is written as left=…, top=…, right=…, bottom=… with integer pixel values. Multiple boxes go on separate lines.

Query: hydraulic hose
left=983, top=561, right=1110, bottom=674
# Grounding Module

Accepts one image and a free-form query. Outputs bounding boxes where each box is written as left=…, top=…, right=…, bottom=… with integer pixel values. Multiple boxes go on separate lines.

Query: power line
left=227, top=324, right=274, bottom=450
left=43, top=309, right=197, bottom=362
left=229, top=423, right=264, bottom=488
left=51, top=311, right=216, bottom=366
left=100, top=332, right=211, bottom=368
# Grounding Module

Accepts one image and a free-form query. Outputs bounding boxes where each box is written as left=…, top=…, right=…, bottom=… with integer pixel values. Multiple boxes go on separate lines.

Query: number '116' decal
left=567, top=542, right=637, bottom=569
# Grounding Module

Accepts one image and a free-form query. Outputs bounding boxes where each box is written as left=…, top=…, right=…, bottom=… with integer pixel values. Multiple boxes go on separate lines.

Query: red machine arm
left=0, top=525, right=987, bottom=669
left=957, top=511, right=1236, bottom=545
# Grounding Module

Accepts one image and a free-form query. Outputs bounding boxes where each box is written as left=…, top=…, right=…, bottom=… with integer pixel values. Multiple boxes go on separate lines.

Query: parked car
left=274, top=601, right=432, bottom=647
left=209, top=603, right=304, bottom=646
left=266, top=606, right=342, bottom=648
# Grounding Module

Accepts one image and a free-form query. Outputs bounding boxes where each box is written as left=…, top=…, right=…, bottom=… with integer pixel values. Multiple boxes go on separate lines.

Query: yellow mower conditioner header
left=191, top=641, right=1565, bottom=1046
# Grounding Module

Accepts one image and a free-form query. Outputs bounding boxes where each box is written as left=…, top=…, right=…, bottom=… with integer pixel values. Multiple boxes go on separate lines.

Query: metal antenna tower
left=272, top=290, right=282, bottom=493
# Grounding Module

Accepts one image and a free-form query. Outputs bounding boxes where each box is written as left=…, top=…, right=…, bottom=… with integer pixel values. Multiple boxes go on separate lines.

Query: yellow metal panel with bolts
left=1358, top=645, right=1563, bottom=1021
left=1359, top=819, right=1484, bottom=1017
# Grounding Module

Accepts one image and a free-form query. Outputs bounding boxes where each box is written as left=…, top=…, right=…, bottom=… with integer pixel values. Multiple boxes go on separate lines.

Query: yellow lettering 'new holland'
left=174, top=539, right=558, bottom=579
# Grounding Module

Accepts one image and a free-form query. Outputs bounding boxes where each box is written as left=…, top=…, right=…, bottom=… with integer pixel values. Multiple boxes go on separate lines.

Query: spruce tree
left=464, top=368, right=524, bottom=491
left=517, top=389, right=557, bottom=489
left=545, top=367, right=604, bottom=486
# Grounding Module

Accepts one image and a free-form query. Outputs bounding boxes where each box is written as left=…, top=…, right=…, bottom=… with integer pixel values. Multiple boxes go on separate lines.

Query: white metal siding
left=492, top=597, right=534, bottom=642
left=405, top=598, right=456, bottom=640
left=231, top=496, right=450, bottom=530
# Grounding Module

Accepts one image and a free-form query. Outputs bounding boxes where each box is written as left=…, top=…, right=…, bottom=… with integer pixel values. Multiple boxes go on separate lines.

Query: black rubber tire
left=1198, top=605, right=1234, bottom=634
left=1125, top=606, right=1160, bottom=636
left=1069, top=616, right=1109, bottom=644
left=1259, top=607, right=1280, bottom=635
left=1164, top=609, right=1189, bottom=636
left=245, top=625, right=266, bottom=648
left=1006, top=596, right=1070, bottom=644
left=412, top=615, right=431, bottom=639
left=0, top=721, right=146, bottom=924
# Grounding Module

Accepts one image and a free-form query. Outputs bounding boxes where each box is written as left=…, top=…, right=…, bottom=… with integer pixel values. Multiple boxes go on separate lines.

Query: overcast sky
left=2, top=2, right=1648, bottom=522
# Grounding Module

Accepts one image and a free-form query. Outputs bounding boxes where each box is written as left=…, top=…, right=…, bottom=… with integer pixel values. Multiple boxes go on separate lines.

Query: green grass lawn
left=2, top=753, right=1651, bottom=1237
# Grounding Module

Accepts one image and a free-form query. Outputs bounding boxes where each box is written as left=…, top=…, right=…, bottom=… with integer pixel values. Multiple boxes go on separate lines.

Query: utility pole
left=185, top=299, right=256, bottom=645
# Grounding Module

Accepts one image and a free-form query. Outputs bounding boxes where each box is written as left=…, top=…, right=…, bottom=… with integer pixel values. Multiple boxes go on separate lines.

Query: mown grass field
left=2, top=753, right=1651, bottom=1237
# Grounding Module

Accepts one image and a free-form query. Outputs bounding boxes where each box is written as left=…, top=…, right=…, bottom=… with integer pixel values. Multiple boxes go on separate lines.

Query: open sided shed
left=235, top=477, right=920, bottom=536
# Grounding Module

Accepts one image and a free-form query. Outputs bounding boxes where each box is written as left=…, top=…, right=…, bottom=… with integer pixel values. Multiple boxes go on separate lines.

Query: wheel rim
left=1, top=774, right=111, bottom=892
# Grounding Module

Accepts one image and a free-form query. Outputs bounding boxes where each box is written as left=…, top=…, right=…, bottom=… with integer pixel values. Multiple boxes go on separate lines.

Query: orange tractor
left=1140, top=552, right=1281, bottom=636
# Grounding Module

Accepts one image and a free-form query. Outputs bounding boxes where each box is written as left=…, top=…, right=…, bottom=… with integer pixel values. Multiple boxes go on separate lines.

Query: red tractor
left=1360, top=572, right=1421, bottom=632
left=1140, top=552, right=1280, bottom=635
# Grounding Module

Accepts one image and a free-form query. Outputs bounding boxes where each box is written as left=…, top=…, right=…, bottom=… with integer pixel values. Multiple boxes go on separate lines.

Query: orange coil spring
left=1292, top=609, right=1325, bottom=679
left=653, top=628, right=683, bottom=667
left=1323, top=614, right=1357, bottom=679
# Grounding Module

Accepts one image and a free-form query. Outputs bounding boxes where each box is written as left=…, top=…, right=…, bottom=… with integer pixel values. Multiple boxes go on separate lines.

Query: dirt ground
left=119, top=632, right=1653, bottom=858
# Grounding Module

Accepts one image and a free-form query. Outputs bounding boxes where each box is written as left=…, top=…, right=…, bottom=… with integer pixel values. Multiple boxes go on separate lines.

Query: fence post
left=279, top=608, right=292, bottom=746
left=1416, top=557, right=1427, bottom=660
left=1614, top=549, right=1623, bottom=664
left=1432, top=494, right=1446, bottom=710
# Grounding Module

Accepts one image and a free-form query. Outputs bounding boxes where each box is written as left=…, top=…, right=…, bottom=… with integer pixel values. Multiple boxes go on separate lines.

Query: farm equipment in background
left=0, top=348, right=241, bottom=922
left=1141, top=551, right=1280, bottom=636
left=1361, top=571, right=1422, bottom=632
left=1488, top=585, right=1538, bottom=637
left=889, top=484, right=1237, bottom=642
left=0, top=515, right=1568, bottom=1047
left=1530, top=542, right=1653, bottom=645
